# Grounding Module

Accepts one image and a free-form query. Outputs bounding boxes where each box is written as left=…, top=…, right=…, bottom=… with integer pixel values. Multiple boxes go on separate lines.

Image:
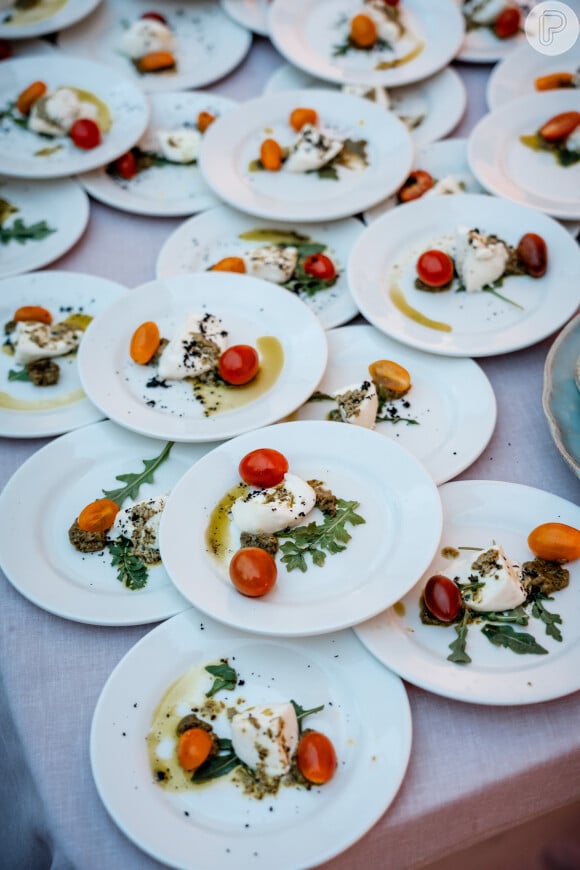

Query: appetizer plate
left=78, top=272, right=328, bottom=443
left=58, top=0, right=252, bottom=94
left=348, top=193, right=580, bottom=357
left=0, top=56, right=149, bottom=179
left=220, top=0, right=269, bottom=35
left=0, top=0, right=101, bottom=39
left=486, top=42, right=580, bottom=110
left=268, top=0, right=465, bottom=87
left=159, top=420, right=442, bottom=636
left=290, top=324, right=496, bottom=485
left=0, top=271, right=127, bottom=438
left=91, top=608, right=412, bottom=870
left=263, top=63, right=467, bottom=149
left=155, top=205, right=362, bottom=330
left=468, top=91, right=580, bottom=220
left=542, top=313, right=580, bottom=479
left=363, top=138, right=484, bottom=225
left=1, top=37, right=57, bottom=57
left=199, top=88, right=414, bottom=222
left=78, top=92, right=236, bottom=217
left=354, top=480, right=580, bottom=705
left=0, top=421, right=210, bottom=625
left=0, top=175, right=89, bottom=278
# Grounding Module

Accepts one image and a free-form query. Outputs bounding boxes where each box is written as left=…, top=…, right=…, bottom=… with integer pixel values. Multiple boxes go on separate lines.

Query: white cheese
left=284, top=124, right=344, bottom=173
left=13, top=321, right=82, bottom=365
left=109, top=494, right=167, bottom=563
left=156, top=128, right=201, bottom=164
left=565, top=124, right=580, bottom=153
left=425, top=175, right=465, bottom=197
left=120, top=18, right=176, bottom=59
left=230, top=703, right=299, bottom=779
left=453, top=225, right=510, bottom=293
left=157, top=313, right=228, bottom=381
left=453, top=545, right=526, bottom=612
left=243, top=246, right=298, bottom=284
left=462, top=0, right=508, bottom=25
left=341, top=83, right=391, bottom=109
left=231, top=472, right=316, bottom=535
left=28, top=88, right=99, bottom=137
left=334, top=380, right=378, bottom=429
left=363, top=0, right=404, bottom=42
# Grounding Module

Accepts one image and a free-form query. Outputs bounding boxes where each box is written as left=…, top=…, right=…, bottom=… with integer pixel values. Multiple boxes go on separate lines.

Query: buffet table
left=1, top=35, right=579, bottom=870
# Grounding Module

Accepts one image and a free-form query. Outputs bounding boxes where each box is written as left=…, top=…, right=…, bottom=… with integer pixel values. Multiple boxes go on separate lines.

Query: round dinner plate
left=542, top=313, right=580, bottom=479
left=486, top=42, right=580, bottom=110
left=268, top=0, right=465, bottom=87
left=0, top=175, right=89, bottom=279
left=0, top=56, right=149, bottom=179
left=155, top=205, right=362, bottom=330
left=0, top=37, right=57, bottom=57
left=290, top=325, right=496, bottom=485
left=468, top=91, right=580, bottom=221
left=58, top=0, right=252, bottom=94
left=0, top=0, right=101, bottom=39
left=220, top=0, right=269, bottom=35
left=78, top=272, right=328, bottom=443
left=90, top=608, right=412, bottom=870
left=199, top=88, right=414, bottom=222
left=263, top=63, right=466, bottom=150
left=78, top=92, right=236, bottom=218
left=0, top=271, right=126, bottom=438
left=348, top=193, right=580, bottom=357
left=0, top=421, right=213, bottom=625
left=159, top=420, right=442, bottom=636
left=354, top=480, right=580, bottom=706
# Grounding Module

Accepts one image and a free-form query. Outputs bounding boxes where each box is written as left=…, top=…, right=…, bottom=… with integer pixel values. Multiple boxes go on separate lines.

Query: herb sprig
left=0, top=219, right=55, bottom=245
left=102, top=441, right=174, bottom=506
left=277, top=498, right=365, bottom=572
left=108, top=536, right=148, bottom=590
left=205, top=662, right=238, bottom=698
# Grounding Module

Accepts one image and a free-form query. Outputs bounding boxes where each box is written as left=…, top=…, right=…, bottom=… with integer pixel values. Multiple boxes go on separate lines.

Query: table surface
left=1, top=33, right=580, bottom=870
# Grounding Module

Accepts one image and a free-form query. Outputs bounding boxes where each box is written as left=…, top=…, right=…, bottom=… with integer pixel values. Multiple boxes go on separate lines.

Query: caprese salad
left=520, top=111, right=580, bottom=167
left=119, top=11, right=177, bottom=75
left=460, top=0, right=522, bottom=40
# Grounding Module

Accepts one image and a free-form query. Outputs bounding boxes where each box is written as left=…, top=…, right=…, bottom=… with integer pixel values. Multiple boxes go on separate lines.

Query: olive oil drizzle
left=389, top=286, right=452, bottom=332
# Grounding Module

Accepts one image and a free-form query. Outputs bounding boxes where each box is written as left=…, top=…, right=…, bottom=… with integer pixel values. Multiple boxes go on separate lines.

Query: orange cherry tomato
left=302, top=253, right=336, bottom=281
left=13, top=305, right=52, bottom=325
left=16, top=80, right=47, bottom=115
left=229, top=548, right=277, bottom=598
left=349, top=13, right=377, bottom=48
left=130, top=321, right=160, bottom=365
left=77, top=498, right=120, bottom=533
left=493, top=6, right=521, bottom=39
left=397, top=170, right=434, bottom=203
left=69, top=119, right=101, bottom=150
left=296, top=731, right=337, bottom=784
left=218, top=345, right=259, bottom=385
left=423, top=574, right=462, bottom=622
left=136, top=51, right=176, bottom=73
left=416, top=250, right=454, bottom=288
left=260, top=138, right=283, bottom=171
left=177, top=728, right=213, bottom=772
left=527, top=523, right=580, bottom=563
left=289, top=107, right=318, bottom=131
left=535, top=72, right=575, bottom=91
left=112, top=151, right=137, bottom=179
left=210, top=256, right=246, bottom=273
left=239, top=448, right=289, bottom=488
left=516, top=233, right=548, bottom=278
left=197, top=111, right=216, bottom=133
left=368, top=359, right=411, bottom=396
left=540, top=111, right=580, bottom=143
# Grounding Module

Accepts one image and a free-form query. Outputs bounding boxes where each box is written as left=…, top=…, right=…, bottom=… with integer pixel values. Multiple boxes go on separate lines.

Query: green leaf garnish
left=481, top=624, right=548, bottom=655
left=107, top=536, right=148, bottom=590
left=192, top=737, right=241, bottom=783
left=277, top=498, right=365, bottom=572
left=447, top=610, right=471, bottom=664
left=530, top=594, right=563, bottom=642
left=205, top=662, right=238, bottom=698
left=102, top=441, right=174, bottom=506
left=8, top=368, right=29, bottom=382
left=290, top=699, right=325, bottom=733
left=0, top=218, right=55, bottom=245
left=479, top=605, right=529, bottom=625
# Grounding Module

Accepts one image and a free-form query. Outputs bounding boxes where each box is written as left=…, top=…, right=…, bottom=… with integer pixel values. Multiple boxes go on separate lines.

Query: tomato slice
left=112, top=151, right=137, bottom=179
left=397, top=170, right=434, bottom=203
left=296, top=732, right=337, bottom=784
left=69, top=118, right=101, bottom=150
left=416, top=249, right=454, bottom=288
left=229, top=547, right=277, bottom=597
left=218, top=345, right=259, bottom=386
left=239, top=448, right=289, bottom=488
left=302, top=253, right=336, bottom=281
left=493, top=6, right=520, bottom=39
left=423, top=575, right=462, bottom=622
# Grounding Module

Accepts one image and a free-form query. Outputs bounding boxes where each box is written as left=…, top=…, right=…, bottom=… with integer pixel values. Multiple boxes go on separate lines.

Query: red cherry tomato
left=302, top=253, right=336, bottom=281
left=218, top=345, right=259, bottom=386
left=493, top=6, right=521, bottom=39
left=239, top=448, right=289, bottom=489
left=416, top=249, right=454, bottom=288
left=112, top=151, right=137, bottom=179
left=397, top=169, right=434, bottom=203
left=141, top=11, right=168, bottom=24
left=69, top=118, right=101, bottom=150
left=385, top=0, right=400, bottom=5
left=0, top=39, right=13, bottom=61
left=423, top=574, right=462, bottom=622
left=296, top=732, right=337, bottom=784
left=229, top=547, right=277, bottom=598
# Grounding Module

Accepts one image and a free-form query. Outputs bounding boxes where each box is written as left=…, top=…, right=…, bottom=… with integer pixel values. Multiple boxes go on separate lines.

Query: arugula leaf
left=282, top=270, right=338, bottom=297
left=102, top=441, right=174, bottom=506
left=307, top=391, right=335, bottom=402
left=447, top=610, right=471, bottom=664
left=192, top=737, right=241, bottom=783
left=277, top=498, right=365, bottom=572
left=312, top=164, right=339, bottom=180
left=479, top=606, right=529, bottom=626
left=290, top=700, right=325, bottom=731
left=0, top=219, right=55, bottom=245
left=481, top=624, right=548, bottom=656
left=531, top=594, right=563, bottom=642
left=107, top=537, right=148, bottom=590
left=8, top=368, right=29, bottom=382
left=205, top=662, right=238, bottom=697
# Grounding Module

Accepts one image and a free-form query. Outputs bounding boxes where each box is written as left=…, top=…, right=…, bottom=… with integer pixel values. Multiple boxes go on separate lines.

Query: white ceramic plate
left=348, top=193, right=580, bottom=357
left=0, top=421, right=214, bottom=625
left=0, top=0, right=101, bottom=39
left=263, top=63, right=466, bottom=149
left=457, top=20, right=526, bottom=64
left=58, top=0, right=252, bottom=93
left=542, top=313, right=580, bottom=479
left=0, top=271, right=127, bottom=438
left=78, top=272, right=328, bottom=443
left=78, top=92, right=236, bottom=217
left=220, top=0, right=269, bottom=35
left=355, top=480, right=580, bottom=705
left=0, top=56, right=149, bottom=179
left=91, top=608, right=412, bottom=870
left=159, top=420, right=442, bottom=636
left=0, top=175, right=89, bottom=278
left=268, top=0, right=464, bottom=87
left=486, top=42, right=580, bottom=110
left=291, top=325, right=496, bottom=485
left=468, top=91, right=580, bottom=220
left=363, top=138, right=484, bottom=225
left=155, top=205, right=362, bottom=330
left=0, top=37, right=56, bottom=57
left=199, top=88, right=414, bottom=222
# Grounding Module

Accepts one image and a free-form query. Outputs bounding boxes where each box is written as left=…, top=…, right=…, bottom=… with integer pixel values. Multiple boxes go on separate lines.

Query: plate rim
left=542, top=312, right=580, bottom=479
left=0, top=0, right=102, bottom=39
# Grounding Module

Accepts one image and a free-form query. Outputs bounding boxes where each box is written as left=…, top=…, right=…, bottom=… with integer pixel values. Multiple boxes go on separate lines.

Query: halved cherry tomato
left=197, top=111, right=215, bottom=133
left=493, top=6, right=521, bottom=39
left=239, top=448, right=289, bottom=488
left=517, top=233, right=548, bottom=278
left=350, top=13, right=378, bottom=47
left=302, top=253, right=336, bottom=281
left=16, top=80, right=47, bottom=115
left=77, top=498, right=120, bottom=533
left=112, top=151, right=137, bottom=180
left=177, top=728, right=213, bottom=772
left=540, top=111, right=580, bottom=142
left=70, top=118, right=101, bottom=150
left=229, top=547, right=277, bottom=597
left=210, top=256, right=246, bottom=273
left=13, top=305, right=52, bottom=325
left=397, top=170, right=434, bottom=203
left=528, top=523, right=580, bottom=563
left=423, top=574, right=462, bottom=622
left=0, top=39, right=13, bottom=62
left=260, top=138, right=283, bottom=171
left=535, top=72, right=575, bottom=91
left=296, top=732, right=337, bottom=784
left=130, top=321, right=160, bottom=364
left=136, top=51, right=176, bottom=73
left=416, top=250, right=454, bottom=288
left=218, top=345, right=260, bottom=385
left=289, top=107, right=318, bottom=131
left=141, top=11, right=168, bottom=24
